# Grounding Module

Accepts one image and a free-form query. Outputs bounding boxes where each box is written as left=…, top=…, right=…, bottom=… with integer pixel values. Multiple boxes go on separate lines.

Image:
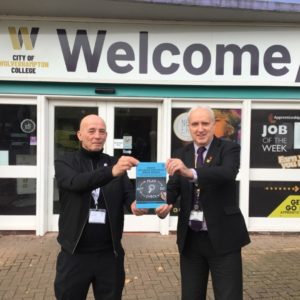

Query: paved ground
left=0, top=232, right=299, bottom=300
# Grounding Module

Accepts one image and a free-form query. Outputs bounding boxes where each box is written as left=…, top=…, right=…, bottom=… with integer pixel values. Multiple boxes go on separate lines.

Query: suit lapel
left=184, top=143, right=195, bottom=168
left=204, top=136, right=220, bottom=166
left=183, top=138, right=220, bottom=168
left=182, top=143, right=195, bottom=209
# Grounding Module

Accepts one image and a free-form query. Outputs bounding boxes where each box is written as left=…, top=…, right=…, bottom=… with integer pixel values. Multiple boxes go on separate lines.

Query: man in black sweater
left=54, top=114, right=145, bottom=300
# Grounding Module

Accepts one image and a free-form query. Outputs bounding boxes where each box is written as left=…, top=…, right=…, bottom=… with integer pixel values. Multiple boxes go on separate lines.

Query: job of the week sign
left=1, top=20, right=300, bottom=86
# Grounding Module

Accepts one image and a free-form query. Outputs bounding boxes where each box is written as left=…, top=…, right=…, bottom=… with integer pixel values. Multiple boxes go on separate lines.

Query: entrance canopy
left=1, top=0, right=300, bottom=23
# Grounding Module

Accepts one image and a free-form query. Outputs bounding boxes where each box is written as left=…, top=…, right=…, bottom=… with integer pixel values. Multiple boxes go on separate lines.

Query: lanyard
left=90, top=159, right=101, bottom=209
left=91, top=188, right=100, bottom=209
left=90, top=159, right=107, bottom=210
left=194, top=148, right=205, bottom=211
left=193, top=186, right=202, bottom=211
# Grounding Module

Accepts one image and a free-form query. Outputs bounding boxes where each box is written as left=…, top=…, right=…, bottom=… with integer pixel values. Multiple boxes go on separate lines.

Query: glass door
left=0, top=100, right=38, bottom=231
left=48, top=99, right=164, bottom=232
left=113, top=107, right=157, bottom=162
left=106, top=103, right=163, bottom=232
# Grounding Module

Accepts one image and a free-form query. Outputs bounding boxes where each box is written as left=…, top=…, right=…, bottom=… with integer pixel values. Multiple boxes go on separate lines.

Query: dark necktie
left=196, top=146, right=206, bottom=167
left=189, top=146, right=206, bottom=231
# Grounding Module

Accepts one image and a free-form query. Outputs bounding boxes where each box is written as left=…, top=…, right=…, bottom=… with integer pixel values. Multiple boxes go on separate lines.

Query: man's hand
left=131, top=200, right=148, bottom=216
left=112, top=156, right=139, bottom=177
left=155, top=204, right=173, bottom=219
left=166, top=158, right=194, bottom=178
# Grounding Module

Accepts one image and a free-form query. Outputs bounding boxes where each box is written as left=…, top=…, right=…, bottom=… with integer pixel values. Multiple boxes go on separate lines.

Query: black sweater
left=55, top=148, right=135, bottom=255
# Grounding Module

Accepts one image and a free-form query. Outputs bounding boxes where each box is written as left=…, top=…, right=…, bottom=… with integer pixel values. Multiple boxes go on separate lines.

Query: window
left=250, top=109, right=300, bottom=168
left=0, top=104, right=37, bottom=166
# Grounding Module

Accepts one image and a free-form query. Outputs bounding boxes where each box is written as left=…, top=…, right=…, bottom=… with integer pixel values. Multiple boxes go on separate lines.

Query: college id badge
left=189, top=210, right=204, bottom=222
left=89, top=209, right=106, bottom=224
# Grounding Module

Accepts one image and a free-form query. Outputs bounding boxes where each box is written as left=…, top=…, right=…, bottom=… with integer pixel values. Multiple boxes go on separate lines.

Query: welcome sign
left=1, top=19, right=300, bottom=86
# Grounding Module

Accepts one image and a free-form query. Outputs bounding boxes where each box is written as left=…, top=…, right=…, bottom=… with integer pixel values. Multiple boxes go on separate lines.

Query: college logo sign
left=8, top=27, right=39, bottom=50
left=1, top=20, right=300, bottom=85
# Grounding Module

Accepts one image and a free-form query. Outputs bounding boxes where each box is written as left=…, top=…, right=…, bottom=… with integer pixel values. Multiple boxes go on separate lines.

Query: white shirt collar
left=193, top=139, right=213, bottom=155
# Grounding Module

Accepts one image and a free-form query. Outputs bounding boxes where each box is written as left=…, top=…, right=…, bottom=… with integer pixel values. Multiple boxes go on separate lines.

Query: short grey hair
left=187, top=106, right=215, bottom=123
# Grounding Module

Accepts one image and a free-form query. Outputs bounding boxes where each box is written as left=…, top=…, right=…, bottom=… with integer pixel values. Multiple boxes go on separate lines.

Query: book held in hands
left=136, top=162, right=167, bottom=208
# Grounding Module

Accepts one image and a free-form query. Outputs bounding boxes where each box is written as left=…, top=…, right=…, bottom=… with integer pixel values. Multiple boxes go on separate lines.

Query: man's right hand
left=112, top=156, right=139, bottom=177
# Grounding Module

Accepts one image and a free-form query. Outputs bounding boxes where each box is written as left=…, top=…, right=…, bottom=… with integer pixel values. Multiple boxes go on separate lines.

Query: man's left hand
left=166, top=158, right=194, bottom=178
left=155, top=204, right=173, bottom=219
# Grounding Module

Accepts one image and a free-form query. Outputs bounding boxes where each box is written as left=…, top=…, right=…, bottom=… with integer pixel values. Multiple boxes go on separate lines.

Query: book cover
left=136, top=162, right=167, bottom=208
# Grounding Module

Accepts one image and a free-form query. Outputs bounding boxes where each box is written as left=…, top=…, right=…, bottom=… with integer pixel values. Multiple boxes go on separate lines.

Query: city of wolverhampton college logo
left=2, top=26, right=48, bottom=75
left=8, top=27, right=39, bottom=50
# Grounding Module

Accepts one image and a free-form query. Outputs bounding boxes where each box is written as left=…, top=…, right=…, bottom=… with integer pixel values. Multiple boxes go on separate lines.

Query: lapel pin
left=206, top=156, right=212, bottom=163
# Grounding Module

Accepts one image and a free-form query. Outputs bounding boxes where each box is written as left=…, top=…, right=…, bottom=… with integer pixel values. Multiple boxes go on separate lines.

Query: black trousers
left=54, top=249, right=125, bottom=300
left=180, top=230, right=243, bottom=300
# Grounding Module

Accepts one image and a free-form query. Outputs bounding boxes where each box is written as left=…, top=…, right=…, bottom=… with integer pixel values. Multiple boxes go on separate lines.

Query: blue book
left=136, top=162, right=167, bottom=209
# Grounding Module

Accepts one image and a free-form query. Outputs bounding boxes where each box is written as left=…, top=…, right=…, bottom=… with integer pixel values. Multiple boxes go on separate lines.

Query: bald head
left=79, top=114, right=105, bottom=130
left=77, top=114, right=107, bottom=151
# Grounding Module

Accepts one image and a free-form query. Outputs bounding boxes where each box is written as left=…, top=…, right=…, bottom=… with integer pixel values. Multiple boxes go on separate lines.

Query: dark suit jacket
left=167, top=136, right=250, bottom=255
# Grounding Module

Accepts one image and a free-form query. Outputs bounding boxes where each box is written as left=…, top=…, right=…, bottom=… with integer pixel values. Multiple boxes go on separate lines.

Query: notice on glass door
left=0, top=151, right=8, bottom=165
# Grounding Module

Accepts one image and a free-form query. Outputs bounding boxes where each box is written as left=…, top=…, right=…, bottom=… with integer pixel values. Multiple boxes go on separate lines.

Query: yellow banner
left=269, top=195, right=300, bottom=218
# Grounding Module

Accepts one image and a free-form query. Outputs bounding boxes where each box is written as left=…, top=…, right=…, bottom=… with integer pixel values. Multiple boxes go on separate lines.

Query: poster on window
left=250, top=110, right=300, bottom=168
left=249, top=181, right=300, bottom=218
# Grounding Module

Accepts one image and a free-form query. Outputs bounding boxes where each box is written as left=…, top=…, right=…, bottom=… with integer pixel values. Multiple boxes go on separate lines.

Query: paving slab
left=0, top=232, right=299, bottom=300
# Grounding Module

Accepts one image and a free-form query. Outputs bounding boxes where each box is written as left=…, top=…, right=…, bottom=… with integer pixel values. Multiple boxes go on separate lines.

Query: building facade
left=0, top=17, right=299, bottom=235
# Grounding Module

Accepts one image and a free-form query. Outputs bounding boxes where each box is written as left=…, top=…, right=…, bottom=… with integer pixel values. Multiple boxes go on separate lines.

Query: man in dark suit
left=156, top=106, right=250, bottom=300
